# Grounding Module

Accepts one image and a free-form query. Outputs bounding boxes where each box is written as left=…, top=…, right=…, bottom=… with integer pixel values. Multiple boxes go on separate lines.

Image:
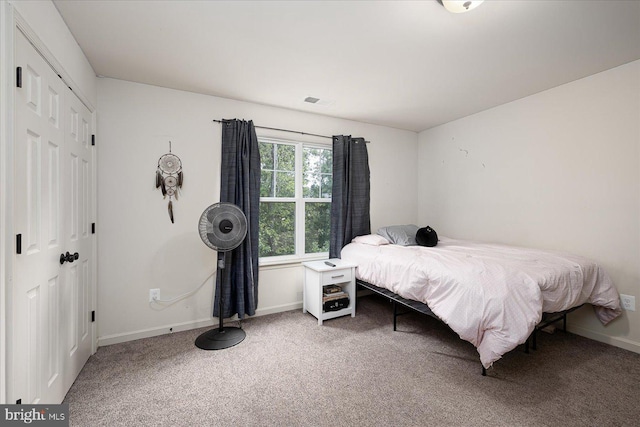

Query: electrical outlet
left=149, top=288, right=160, bottom=302
left=620, top=294, right=635, bottom=311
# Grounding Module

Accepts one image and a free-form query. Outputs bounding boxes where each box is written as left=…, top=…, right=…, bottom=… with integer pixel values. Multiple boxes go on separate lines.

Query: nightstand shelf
left=302, top=259, right=357, bottom=325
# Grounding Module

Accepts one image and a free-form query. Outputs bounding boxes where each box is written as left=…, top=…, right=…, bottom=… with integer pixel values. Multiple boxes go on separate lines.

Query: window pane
left=320, top=149, right=333, bottom=174
left=275, top=171, right=295, bottom=197
left=276, top=144, right=295, bottom=171
left=259, top=141, right=274, bottom=170
left=303, top=173, right=319, bottom=198
left=303, top=148, right=321, bottom=174
left=305, top=202, right=330, bottom=254
left=261, top=141, right=295, bottom=198
left=261, top=170, right=274, bottom=197
left=303, top=147, right=332, bottom=199
left=259, top=202, right=295, bottom=257
left=320, top=175, right=332, bottom=199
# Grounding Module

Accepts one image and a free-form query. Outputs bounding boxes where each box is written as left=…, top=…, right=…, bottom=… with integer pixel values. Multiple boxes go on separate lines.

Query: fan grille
left=198, top=203, right=247, bottom=251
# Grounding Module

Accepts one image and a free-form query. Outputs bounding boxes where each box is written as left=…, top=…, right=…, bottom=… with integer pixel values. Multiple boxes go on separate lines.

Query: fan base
left=195, top=326, right=246, bottom=350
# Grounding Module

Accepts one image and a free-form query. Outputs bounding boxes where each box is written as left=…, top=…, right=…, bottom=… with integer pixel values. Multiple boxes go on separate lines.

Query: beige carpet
left=64, top=295, right=640, bottom=426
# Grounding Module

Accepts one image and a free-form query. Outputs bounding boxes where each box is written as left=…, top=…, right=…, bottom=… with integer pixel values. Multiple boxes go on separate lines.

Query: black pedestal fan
left=195, top=202, right=248, bottom=350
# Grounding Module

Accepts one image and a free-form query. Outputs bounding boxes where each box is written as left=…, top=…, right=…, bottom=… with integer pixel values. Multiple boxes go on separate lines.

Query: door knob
left=59, top=251, right=79, bottom=265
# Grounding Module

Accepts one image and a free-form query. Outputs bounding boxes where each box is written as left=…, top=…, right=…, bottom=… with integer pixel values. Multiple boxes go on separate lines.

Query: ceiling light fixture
left=439, top=0, right=484, bottom=14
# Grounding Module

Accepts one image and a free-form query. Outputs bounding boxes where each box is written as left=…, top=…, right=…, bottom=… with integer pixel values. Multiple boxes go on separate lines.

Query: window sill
left=259, top=254, right=329, bottom=269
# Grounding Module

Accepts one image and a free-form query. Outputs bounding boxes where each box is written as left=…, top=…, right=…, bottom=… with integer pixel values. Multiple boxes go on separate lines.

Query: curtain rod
left=212, top=119, right=331, bottom=139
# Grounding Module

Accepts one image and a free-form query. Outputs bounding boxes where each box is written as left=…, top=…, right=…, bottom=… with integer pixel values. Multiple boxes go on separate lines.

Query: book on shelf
left=323, top=284, right=342, bottom=294
left=323, top=291, right=348, bottom=302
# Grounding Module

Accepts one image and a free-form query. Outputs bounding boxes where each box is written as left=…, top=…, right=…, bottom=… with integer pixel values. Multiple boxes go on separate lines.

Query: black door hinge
left=91, top=311, right=95, bottom=322
left=16, top=398, right=22, bottom=404
left=16, top=67, right=22, bottom=88
left=16, top=234, right=22, bottom=254
left=91, top=135, right=95, bottom=146
left=91, top=223, right=96, bottom=234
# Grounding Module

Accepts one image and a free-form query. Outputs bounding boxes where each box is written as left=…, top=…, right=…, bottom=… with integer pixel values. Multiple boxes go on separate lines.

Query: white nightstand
left=302, top=258, right=357, bottom=325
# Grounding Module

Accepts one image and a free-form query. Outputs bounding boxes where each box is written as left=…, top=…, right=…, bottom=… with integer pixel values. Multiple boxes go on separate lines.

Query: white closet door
left=61, top=79, right=93, bottom=393
left=13, top=28, right=93, bottom=404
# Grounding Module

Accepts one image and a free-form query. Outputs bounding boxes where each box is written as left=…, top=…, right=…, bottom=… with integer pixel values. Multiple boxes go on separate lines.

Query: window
left=258, top=138, right=332, bottom=262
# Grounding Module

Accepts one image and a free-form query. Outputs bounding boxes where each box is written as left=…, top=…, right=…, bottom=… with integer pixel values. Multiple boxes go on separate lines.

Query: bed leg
left=482, top=366, right=487, bottom=376
left=393, top=301, right=397, bottom=331
left=563, top=313, right=567, bottom=332
left=532, top=329, right=537, bottom=351
left=525, top=337, right=530, bottom=354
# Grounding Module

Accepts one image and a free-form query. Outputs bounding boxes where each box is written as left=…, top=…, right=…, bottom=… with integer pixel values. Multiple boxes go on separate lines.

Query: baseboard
left=97, top=302, right=303, bottom=347
left=567, top=325, right=640, bottom=354
left=98, top=318, right=216, bottom=347
left=255, top=301, right=302, bottom=316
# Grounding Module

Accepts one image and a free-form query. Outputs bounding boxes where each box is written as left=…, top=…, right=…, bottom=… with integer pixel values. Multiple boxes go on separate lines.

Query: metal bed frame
left=356, top=279, right=583, bottom=376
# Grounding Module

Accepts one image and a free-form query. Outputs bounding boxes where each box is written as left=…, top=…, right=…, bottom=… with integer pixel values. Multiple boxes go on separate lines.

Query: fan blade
left=168, top=200, right=174, bottom=223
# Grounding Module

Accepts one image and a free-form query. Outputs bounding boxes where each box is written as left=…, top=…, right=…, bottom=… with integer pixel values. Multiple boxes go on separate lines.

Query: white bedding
left=341, top=237, right=622, bottom=368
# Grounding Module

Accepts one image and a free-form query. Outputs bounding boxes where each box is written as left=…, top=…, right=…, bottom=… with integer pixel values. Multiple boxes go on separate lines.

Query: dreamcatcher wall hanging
left=155, top=142, right=183, bottom=223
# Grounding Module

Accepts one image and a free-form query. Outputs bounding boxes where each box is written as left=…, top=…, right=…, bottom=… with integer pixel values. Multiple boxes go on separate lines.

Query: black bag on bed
left=416, top=226, right=438, bottom=247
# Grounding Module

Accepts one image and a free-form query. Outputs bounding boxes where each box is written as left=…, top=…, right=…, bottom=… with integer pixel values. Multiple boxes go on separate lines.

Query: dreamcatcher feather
left=156, top=142, right=183, bottom=223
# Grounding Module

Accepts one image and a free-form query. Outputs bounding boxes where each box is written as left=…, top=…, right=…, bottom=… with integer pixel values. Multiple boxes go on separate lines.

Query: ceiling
left=53, top=0, right=640, bottom=132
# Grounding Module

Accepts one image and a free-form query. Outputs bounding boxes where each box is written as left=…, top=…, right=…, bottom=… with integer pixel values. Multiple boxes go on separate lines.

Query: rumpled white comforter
left=341, top=237, right=622, bottom=368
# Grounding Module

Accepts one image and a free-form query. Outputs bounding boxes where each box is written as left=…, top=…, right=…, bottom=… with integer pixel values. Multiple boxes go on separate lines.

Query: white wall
left=96, top=78, right=418, bottom=344
left=418, top=60, right=640, bottom=352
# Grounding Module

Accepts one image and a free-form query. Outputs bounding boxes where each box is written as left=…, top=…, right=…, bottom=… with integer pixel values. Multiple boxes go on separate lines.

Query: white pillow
left=352, top=234, right=390, bottom=246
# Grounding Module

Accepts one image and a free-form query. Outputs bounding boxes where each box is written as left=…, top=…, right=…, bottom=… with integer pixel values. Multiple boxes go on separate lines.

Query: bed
left=341, top=230, right=622, bottom=372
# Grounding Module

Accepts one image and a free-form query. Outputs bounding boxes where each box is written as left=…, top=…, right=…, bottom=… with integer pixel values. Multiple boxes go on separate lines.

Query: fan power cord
left=149, top=271, right=215, bottom=306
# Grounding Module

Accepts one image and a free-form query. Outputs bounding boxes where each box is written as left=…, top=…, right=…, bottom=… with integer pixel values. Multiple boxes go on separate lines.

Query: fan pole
left=195, top=251, right=246, bottom=350
left=217, top=252, right=226, bottom=332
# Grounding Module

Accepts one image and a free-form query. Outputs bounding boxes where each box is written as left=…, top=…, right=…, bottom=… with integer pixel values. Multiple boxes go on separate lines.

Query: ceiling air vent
left=303, top=96, right=335, bottom=106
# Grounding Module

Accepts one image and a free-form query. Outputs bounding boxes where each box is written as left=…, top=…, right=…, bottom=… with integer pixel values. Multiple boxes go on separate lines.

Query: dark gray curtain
left=329, top=135, right=371, bottom=258
left=215, top=119, right=260, bottom=319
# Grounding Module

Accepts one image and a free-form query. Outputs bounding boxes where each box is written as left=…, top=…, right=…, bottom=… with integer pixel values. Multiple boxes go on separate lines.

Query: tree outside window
left=258, top=139, right=332, bottom=260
